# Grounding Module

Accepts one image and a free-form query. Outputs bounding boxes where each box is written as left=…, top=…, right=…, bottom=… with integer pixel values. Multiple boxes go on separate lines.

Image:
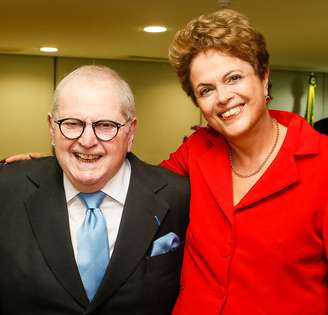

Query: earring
left=265, top=95, right=271, bottom=104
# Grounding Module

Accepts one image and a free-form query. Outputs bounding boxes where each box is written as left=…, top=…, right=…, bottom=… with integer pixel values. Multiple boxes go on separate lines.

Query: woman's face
left=190, top=49, right=269, bottom=140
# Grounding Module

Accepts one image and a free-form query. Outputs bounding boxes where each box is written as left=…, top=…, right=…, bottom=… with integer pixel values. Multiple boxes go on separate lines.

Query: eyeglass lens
left=58, top=119, right=121, bottom=141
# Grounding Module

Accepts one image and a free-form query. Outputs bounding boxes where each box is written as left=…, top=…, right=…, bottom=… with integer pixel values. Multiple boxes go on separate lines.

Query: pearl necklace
left=229, top=119, right=280, bottom=178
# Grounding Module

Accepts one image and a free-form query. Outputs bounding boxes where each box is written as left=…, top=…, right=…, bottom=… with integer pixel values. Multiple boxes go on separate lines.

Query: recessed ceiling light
left=40, top=47, right=58, bottom=53
left=143, top=26, right=167, bottom=33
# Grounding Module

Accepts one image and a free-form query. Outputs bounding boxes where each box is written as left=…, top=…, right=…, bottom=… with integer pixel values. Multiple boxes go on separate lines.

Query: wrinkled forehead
left=56, top=76, right=125, bottom=120
left=59, top=73, right=119, bottom=97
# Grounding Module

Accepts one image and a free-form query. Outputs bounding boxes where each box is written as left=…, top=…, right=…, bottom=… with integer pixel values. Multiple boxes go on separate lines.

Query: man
left=0, top=65, right=189, bottom=315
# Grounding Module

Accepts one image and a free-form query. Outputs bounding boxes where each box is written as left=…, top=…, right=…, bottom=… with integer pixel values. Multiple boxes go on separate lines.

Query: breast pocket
left=142, top=245, right=184, bottom=314
left=146, top=244, right=184, bottom=275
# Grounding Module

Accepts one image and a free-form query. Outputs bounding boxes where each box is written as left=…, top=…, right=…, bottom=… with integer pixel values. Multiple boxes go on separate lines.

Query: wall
left=0, top=55, right=54, bottom=157
left=270, top=69, right=326, bottom=120
left=56, top=57, right=201, bottom=163
left=0, top=55, right=200, bottom=163
left=0, top=54, right=327, bottom=163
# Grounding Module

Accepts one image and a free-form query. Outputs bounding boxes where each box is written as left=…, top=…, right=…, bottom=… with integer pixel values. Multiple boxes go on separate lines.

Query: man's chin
left=70, top=175, right=106, bottom=192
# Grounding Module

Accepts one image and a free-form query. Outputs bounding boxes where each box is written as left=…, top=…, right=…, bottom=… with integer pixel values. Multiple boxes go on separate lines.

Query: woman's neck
left=228, top=114, right=287, bottom=205
left=228, top=114, right=280, bottom=175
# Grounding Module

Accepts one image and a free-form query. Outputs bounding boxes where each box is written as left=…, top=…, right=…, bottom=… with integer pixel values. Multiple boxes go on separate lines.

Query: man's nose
left=78, top=124, right=98, bottom=147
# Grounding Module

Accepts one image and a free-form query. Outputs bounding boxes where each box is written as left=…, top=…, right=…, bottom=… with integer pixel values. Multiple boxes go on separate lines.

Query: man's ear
left=127, top=119, right=137, bottom=152
left=48, top=113, right=55, bottom=145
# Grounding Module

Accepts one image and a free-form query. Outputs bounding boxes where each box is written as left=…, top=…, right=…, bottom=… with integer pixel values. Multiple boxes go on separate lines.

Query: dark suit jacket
left=0, top=153, right=189, bottom=315
left=314, top=117, right=328, bottom=135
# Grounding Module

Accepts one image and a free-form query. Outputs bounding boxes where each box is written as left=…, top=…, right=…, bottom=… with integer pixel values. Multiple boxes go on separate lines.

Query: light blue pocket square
left=150, top=232, right=180, bottom=256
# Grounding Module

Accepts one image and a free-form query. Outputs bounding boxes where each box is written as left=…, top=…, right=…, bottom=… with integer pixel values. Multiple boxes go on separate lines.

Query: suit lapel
left=197, top=134, right=234, bottom=224
left=235, top=148, right=299, bottom=210
left=24, top=158, right=89, bottom=307
left=89, top=153, right=169, bottom=312
left=234, top=114, right=320, bottom=210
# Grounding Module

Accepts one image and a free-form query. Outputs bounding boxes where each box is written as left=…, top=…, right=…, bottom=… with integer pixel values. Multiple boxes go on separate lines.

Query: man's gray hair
left=52, top=65, right=136, bottom=119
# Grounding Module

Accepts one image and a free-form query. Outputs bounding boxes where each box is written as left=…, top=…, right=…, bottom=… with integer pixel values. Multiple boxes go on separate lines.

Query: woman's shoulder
left=184, top=126, right=223, bottom=148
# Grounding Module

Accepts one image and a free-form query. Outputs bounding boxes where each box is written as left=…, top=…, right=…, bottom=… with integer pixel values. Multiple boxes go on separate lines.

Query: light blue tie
left=77, top=191, right=109, bottom=301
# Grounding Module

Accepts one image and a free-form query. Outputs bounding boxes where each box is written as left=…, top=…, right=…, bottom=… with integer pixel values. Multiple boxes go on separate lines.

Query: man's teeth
left=221, top=106, right=241, bottom=118
left=75, top=153, right=101, bottom=162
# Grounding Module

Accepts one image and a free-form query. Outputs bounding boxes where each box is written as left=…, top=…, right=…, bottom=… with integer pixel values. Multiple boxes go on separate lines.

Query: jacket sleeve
left=160, top=140, right=190, bottom=177
left=323, top=199, right=328, bottom=257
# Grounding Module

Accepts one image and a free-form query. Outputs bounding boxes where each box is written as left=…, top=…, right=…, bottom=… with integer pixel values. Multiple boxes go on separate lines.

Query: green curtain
left=304, top=73, right=316, bottom=125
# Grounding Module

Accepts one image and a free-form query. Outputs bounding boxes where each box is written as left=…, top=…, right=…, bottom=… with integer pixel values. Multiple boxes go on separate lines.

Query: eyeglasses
left=54, top=118, right=130, bottom=142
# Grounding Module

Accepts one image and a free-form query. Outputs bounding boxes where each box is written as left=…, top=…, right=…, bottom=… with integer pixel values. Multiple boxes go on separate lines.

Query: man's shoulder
left=157, top=163, right=189, bottom=184
left=127, top=153, right=189, bottom=202
left=128, top=153, right=188, bottom=182
left=0, top=156, right=59, bottom=183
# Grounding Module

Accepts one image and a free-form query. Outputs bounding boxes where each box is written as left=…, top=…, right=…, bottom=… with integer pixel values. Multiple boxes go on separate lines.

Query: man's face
left=49, top=78, right=136, bottom=192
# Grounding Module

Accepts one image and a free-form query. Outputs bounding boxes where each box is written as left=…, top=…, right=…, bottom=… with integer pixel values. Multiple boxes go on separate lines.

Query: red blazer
left=162, top=110, right=328, bottom=315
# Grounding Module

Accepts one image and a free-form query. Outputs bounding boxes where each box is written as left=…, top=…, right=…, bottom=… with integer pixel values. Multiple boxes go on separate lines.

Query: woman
left=5, top=9, right=328, bottom=314
left=161, top=9, right=328, bottom=315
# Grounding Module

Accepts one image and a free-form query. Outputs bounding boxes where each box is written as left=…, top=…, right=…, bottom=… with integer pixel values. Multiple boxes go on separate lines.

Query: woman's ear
left=263, top=68, right=270, bottom=95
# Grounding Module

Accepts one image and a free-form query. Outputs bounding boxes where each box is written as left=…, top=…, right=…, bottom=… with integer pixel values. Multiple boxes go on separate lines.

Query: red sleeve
left=160, top=140, right=190, bottom=177
left=323, top=191, right=328, bottom=257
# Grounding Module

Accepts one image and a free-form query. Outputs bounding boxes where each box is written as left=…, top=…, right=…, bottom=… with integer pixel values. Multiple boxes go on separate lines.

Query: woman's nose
left=216, top=85, right=234, bottom=105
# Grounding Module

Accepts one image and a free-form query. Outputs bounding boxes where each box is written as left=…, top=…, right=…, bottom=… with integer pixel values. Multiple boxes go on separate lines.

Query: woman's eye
left=227, top=74, right=242, bottom=83
left=199, top=87, right=212, bottom=97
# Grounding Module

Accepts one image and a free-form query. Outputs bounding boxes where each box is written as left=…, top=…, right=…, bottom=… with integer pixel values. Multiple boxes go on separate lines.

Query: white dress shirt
left=63, top=159, right=131, bottom=259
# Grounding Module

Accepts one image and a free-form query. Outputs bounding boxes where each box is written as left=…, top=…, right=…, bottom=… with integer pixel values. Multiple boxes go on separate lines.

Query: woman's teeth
left=221, top=106, right=241, bottom=119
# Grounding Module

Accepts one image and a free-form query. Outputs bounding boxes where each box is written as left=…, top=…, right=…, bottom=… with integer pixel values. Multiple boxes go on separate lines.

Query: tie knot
left=79, top=191, right=106, bottom=209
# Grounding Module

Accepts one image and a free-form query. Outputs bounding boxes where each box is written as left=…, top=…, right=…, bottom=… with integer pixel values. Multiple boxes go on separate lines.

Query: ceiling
left=1, top=0, right=327, bottom=72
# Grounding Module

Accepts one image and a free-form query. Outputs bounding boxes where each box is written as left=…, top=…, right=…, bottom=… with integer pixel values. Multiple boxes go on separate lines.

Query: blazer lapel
left=89, top=153, right=169, bottom=312
left=235, top=148, right=299, bottom=210
left=235, top=115, right=319, bottom=210
left=197, top=134, right=234, bottom=224
left=24, top=158, right=89, bottom=307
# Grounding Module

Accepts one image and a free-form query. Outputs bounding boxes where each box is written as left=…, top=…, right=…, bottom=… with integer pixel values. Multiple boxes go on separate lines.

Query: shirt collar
left=63, top=159, right=131, bottom=205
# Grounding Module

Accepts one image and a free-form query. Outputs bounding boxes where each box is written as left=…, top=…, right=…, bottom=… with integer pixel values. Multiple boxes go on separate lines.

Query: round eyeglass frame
left=54, top=118, right=131, bottom=142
